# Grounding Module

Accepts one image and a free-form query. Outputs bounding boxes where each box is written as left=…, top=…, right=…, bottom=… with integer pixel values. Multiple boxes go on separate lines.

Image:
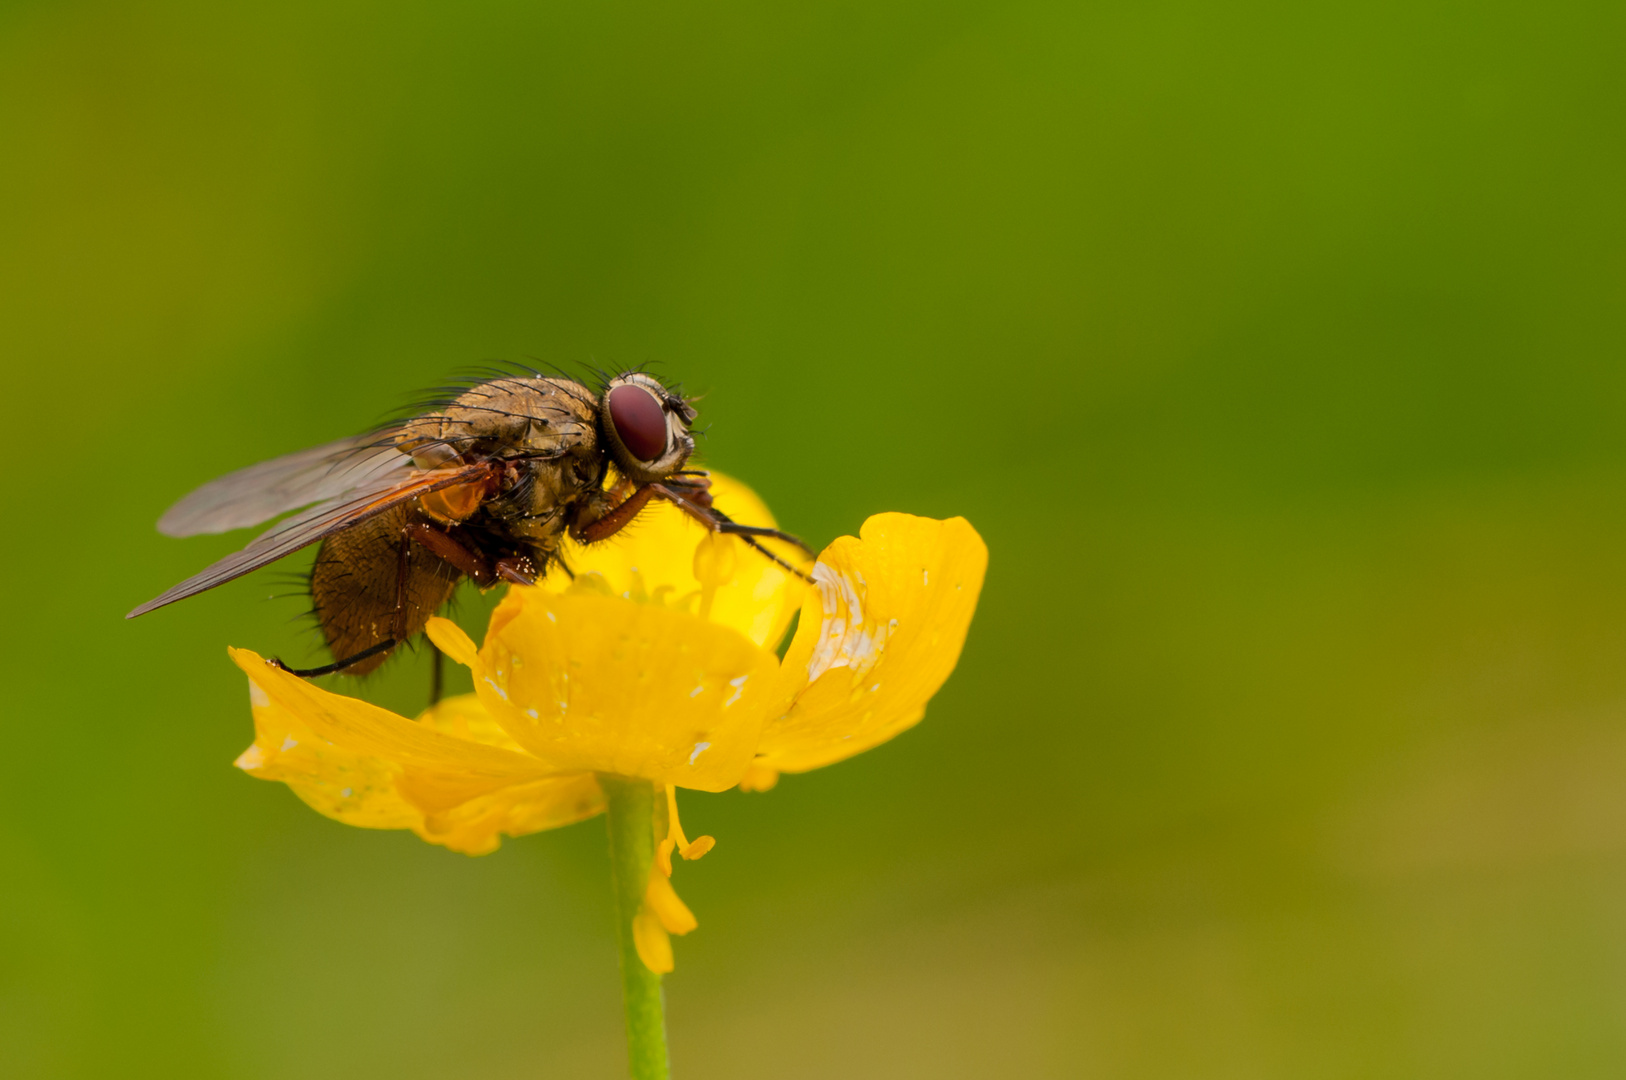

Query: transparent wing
left=157, top=435, right=416, bottom=537
left=127, top=461, right=499, bottom=618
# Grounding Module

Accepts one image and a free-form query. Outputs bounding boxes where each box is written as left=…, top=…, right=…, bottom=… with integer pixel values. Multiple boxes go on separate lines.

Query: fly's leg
left=272, top=639, right=398, bottom=677
left=571, top=484, right=660, bottom=544
left=402, top=523, right=502, bottom=705
left=403, top=522, right=497, bottom=585
left=572, top=479, right=816, bottom=582
left=725, top=534, right=813, bottom=581
left=277, top=521, right=492, bottom=681
left=408, top=520, right=538, bottom=585
left=494, top=555, right=538, bottom=584
left=429, top=643, right=445, bottom=705
left=711, top=521, right=816, bottom=556
left=649, top=482, right=815, bottom=581
left=272, top=520, right=421, bottom=676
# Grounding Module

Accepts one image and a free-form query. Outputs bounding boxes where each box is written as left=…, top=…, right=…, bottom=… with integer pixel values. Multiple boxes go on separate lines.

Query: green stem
left=600, top=774, right=670, bottom=1080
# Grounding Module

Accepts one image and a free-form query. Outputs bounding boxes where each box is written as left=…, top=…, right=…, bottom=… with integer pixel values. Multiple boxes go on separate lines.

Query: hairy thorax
left=394, top=377, right=611, bottom=554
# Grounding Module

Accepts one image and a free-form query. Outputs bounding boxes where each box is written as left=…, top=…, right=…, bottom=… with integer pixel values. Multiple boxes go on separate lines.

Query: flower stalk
left=601, top=774, right=669, bottom=1080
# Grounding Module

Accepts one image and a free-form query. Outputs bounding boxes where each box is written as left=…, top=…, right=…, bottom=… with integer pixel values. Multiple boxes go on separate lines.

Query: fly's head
left=598, top=372, right=697, bottom=484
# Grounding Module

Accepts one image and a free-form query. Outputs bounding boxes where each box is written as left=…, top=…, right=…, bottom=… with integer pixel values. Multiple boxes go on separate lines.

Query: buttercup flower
left=231, top=472, right=986, bottom=975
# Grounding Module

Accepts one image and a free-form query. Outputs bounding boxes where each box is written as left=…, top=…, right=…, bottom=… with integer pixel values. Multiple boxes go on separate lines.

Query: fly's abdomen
left=309, top=505, right=461, bottom=675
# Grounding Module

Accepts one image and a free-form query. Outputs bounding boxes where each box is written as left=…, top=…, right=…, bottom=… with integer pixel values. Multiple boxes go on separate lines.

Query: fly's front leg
left=571, top=484, right=659, bottom=544
left=651, top=480, right=815, bottom=554
left=649, top=482, right=816, bottom=580
left=711, top=521, right=816, bottom=556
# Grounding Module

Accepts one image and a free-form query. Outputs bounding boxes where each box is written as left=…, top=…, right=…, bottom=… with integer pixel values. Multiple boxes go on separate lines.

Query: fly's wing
left=127, top=461, right=499, bottom=618
left=157, top=435, right=416, bottom=537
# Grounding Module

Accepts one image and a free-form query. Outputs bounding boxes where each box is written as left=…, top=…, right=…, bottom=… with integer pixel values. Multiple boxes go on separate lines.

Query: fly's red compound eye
left=607, top=384, right=669, bottom=461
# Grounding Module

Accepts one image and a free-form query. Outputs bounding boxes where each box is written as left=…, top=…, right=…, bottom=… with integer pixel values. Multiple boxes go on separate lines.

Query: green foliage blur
left=5, top=0, right=1626, bottom=1076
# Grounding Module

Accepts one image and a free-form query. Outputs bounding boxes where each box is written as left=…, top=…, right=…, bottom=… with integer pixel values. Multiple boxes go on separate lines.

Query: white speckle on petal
left=484, top=676, right=509, bottom=701
left=923, top=569, right=929, bottom=586
left=248, top=682, right=270, bottom=708
left=280, top=735, right=298, bottom=752
left=688, top=741, right=712, bottom=765
left=526, top=707, right=539, bottom=719
left=690, top=685, right=705, bottom=699
left=341, top=787, right=353, bottom=798
left=546, top=610, right=558, bottom=623
left=805, top=563, right=891, bottom=682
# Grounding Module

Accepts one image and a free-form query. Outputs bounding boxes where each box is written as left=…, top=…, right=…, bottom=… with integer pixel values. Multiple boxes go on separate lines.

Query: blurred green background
left=5, top=0, right=1626, bottom=1076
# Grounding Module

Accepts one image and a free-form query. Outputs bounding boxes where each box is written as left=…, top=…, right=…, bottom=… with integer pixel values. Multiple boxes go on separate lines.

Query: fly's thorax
left=500, top=450, right=606, bottom=543
left=395, top=377, right=599, bottom=469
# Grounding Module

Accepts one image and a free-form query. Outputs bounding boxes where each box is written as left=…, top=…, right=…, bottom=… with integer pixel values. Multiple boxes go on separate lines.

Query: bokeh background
left=5, top=0, right=1626, bottom=1076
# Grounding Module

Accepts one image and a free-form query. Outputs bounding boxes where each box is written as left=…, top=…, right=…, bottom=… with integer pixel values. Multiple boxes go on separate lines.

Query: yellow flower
left=231, top=472, right=986, bottom=970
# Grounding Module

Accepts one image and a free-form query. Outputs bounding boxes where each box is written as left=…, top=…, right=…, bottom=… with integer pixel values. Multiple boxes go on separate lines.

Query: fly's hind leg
left=297, top=511, right=474, bottom=681
left=272, top=639, right=399, bottom=677
left=428, top=642, right=445, bottom=705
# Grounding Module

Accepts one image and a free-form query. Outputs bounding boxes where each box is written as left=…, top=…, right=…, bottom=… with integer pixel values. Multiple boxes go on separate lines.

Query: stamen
left=656, top=837, right=675, bottom=878
left=664, top=784, right=714, bottom=861
left=692, top=533, right=738, bottom=622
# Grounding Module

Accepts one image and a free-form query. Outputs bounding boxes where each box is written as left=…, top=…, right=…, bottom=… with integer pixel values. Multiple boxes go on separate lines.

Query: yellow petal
left=456, top=589, right=779, bottom=791
left=424, top=617, right=480, bottom=668
left=235, top=671, right=419, bottom=830
left=644, top=872, right=698, bottom=935
left=755, top=514, right=987, bottom=773
left=411, top=774, right=605, bottom=855
left=633, top=908, right=674, bottom=973
left=229, top=649, right=549, bottom=778
left=414, top=692, right=527, bottom=752
left=229, top=650, right=599, bottom=854
left=540, top=470, right=805, bottom=649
